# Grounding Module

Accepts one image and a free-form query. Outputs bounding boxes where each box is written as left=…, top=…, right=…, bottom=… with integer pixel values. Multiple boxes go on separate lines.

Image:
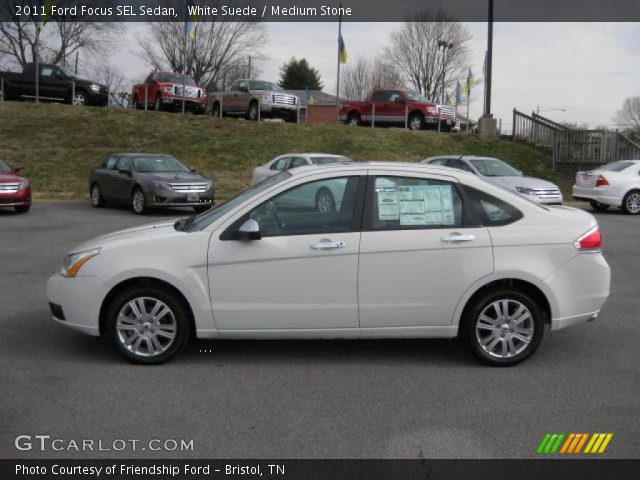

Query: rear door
left=358, top=171, right=494, bottom=328
left=97, top=156, right=120, bottom=200
left=112, top=156, right=135, bottom=201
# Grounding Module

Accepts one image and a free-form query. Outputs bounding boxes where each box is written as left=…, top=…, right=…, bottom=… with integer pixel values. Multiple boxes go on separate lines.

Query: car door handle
left=311, top=240, right=346, bottom=250
left=441, top=233, right=475, bottom=243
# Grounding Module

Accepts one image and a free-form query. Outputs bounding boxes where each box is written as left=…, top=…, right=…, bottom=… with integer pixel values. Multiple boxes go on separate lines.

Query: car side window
left=244, top=176, right=361, bottom=237
left=463, top=186, right=523, bottom=226
left=367, top=176, right=463, bottom=230
left=238, top=80, right=248, bottom=91
left=105, top=156, right=118, bottom=169
left=428, top=159, right=448, bottom=166
left=372, top=91, right=388, bottom=102
left=116, top=157, right=132, bottom=172
left=270, top=157, right=291, bottom=171
left=289, top=157, right=307, bottom=168
left=41, top=67, right=53, bottom=77
left=388, top=92, right=402, bottom=102
left=447, top=159, right=474, bottom=173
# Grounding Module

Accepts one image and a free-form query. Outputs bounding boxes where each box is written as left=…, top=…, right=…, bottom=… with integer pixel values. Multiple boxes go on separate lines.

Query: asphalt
left=0, top=202, right=638, bottom=459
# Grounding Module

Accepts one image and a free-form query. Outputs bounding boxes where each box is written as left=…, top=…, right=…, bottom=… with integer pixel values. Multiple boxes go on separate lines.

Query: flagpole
left=466, top=74, right=470, bottom=133
left=335, top=5, right=342, bottom=125
left=35, top=24, right=39, bottom=104
left=182, top=30, right=187, bottom=114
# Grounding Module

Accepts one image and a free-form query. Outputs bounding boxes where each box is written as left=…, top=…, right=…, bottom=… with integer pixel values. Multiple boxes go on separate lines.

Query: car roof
left=286, top=161, right=474, bottom=177
left=114, top=153, right=173, bottom=157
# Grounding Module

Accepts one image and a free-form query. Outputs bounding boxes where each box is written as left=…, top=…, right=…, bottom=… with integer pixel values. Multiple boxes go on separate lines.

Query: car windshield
left=158, top=73, right=196, bottom=84
left=470, top=159, right=521, bottom=177
left=309, top=156, right=352, bottom=165
left=132, top=156, right=190, bottom=173
left=187, top=172, right=291, bottom=232
left=249, top=81, right=283, bottom=91
left=599, top=161, right=635, bottom=172
left=404, top=92, right=430, bottom=102
left=59, top=66, right=76, bottom=79
left=0, top=159, right=11, bottom=172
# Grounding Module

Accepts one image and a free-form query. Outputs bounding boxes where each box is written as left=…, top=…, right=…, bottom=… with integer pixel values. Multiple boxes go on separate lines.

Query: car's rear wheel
left=131, top=188, right=147, bottom=215
left=463, top=288, right=544, bottom=366
left=589, top=200, right=609, bottom=212
left=315, top=188, right=336, bottom=213
left=14, top=205, right=30, bottom=213
left=91, top=183, right=106, bottom=208
left=622, top=190, right=640, bottom=215
left=106, top=285, right=191, bottom=364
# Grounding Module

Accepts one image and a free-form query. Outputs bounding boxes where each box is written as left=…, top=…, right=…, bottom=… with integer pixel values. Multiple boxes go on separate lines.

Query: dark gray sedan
left=89, top=154, right=214, bottom=214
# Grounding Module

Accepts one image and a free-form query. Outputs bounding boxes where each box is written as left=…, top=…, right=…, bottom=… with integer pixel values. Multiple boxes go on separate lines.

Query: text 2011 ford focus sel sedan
left=47, top=163, right=610, bottom=365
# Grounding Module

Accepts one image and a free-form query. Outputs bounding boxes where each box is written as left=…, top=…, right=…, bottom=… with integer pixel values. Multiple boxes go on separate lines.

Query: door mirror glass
left=237, top=218, right=262, bottom=240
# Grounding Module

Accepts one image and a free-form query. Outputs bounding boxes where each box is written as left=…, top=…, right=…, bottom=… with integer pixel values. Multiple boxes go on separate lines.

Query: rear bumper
left=572, top=186, right=620, bottom=206
left=0, top=187, right=31, bottom=207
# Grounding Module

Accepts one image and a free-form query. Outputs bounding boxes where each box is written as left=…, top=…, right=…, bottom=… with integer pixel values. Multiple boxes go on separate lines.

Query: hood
left=76, top=77, right=106, bottom=88
left=71, top=221, right=179, bottom=253
left=136, top=172, right=210, bottom=183
left=0, top=172, right=26, bottom=183
left=488, top=175, right=559, bottom=190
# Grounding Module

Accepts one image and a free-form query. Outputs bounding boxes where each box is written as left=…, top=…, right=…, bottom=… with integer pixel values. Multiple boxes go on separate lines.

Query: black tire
left=589, top=200, right=609, bottom=212
left=408, top=112, right=425, bottom=131
left=315, top=188, right=336, bottom=213
left=154, top=94, right=162, bottom=112
left=72, top=90, right=88, bottom=106
left=247, top=101, right=259, bottom=121
left=193, top=205, right=210, bottom=213
left=90, top=182, right=106, bottom=208
left=15, top=205, right=30, bottom=213
left=346, top=112, right=361, bottom=126
left=131, top=187, right=147, bottom=215
left=211, top=102, right=221, bottom=118
left=105, top=284, right=191, bottom=364
left=621, top=190, right=640, bottom=215
left=463, top=287, right=544, bottom=366
left=132, top=95, right=140, bottom=109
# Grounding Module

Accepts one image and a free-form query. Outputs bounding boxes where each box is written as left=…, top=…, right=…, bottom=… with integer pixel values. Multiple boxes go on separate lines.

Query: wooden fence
left=512, top=109, right=640, bottom=176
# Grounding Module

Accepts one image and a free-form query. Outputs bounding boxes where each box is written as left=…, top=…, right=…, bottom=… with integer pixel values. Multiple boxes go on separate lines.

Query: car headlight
left=516, top=187, right=536, bottom=195
left=163, top=86, right=174, bottom=94
left=18, top=180, right=29, bottom=190
left=261, top=94, right=272, bottom=103
left=89, top=84, right=101, bottom=92
left=154, top=182, right=174, bottom=191
left=61, top=248, right=101, bottom=278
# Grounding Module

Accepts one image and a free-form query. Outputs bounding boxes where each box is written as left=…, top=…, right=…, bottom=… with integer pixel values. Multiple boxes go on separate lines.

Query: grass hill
left=0, top=102, right=569, bottom=201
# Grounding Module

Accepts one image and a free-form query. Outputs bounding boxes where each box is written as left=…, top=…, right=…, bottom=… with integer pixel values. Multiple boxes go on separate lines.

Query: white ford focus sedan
left=47, top=163, right=610, bottom=365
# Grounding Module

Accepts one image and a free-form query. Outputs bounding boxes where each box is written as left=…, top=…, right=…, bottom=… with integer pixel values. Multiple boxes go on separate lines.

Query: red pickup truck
left=131, top=71, right=207, bottom=114
left=339, top=89, right=456, bottom=131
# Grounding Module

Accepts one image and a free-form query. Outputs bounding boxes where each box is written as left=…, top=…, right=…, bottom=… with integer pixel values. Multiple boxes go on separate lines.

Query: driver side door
left=208, top=172, right=366, bottom=334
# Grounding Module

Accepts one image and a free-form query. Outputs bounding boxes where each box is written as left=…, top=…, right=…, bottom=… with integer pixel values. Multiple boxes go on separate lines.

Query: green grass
left=0, top=102, right=570, bottom=201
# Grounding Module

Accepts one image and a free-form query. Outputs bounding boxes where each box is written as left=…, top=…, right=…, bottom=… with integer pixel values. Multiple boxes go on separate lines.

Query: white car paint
left=47, top=163, right=610, bottom=364
left=572, top=160, right=640, bottom=214
left=250, top=153, right=351, bottom=185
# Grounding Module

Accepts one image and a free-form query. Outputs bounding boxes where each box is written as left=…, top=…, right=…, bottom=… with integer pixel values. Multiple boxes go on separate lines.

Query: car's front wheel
left=106, top=285, right=191, bottom=364
left=408, top=113, right=425, bottom=131
left=463, top=288, right=544, bottom=366
left=131, top=188, right=147, bottom=215
left=154, top=94, right=162, bottom=112
left=15, top=205, right=30, bottom=213
left=346, top=112, right=361, bottom=126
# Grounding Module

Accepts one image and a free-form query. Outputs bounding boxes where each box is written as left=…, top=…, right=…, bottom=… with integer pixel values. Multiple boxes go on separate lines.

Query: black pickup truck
left=0, top=63, right=108, bottom=106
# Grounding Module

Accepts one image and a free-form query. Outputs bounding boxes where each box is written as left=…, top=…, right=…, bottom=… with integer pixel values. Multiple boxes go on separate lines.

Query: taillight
left=574, top=227, right=601, bottom=253
left=595, top=175, right=609, bottom=187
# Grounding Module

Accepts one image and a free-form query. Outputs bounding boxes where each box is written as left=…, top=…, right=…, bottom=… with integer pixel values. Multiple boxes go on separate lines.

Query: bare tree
left=136, top=1, right=265, bottom=89
left=0, top=1, right=122, bottom=69
left=617, top=96, right=640, bottom=133
left=86, top=59, right=129, bottom=107
left=214, top=57, right=263, bottom=91
left=341, top=55, right=404, bottom=101
left=385, top=8, right=471, bottom=102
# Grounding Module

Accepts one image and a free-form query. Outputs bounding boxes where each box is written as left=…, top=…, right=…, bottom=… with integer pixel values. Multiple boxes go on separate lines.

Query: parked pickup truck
left=0, top=63, right=108, bottom=106
left=339, top=89, right=456, bottom=131
left=131, top=71, right=207, bottom=114
left=208, top=79, right=299, bottom=122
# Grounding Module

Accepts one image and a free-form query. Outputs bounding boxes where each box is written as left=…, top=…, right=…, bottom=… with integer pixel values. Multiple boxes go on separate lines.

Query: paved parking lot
left=1, top=202, right=639, bottom=459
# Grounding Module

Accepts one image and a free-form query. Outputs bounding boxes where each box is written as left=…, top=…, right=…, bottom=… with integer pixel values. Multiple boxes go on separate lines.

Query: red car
left=0, top=158, right=31, bottom=213
left=131, top=71, right=207, bottom=114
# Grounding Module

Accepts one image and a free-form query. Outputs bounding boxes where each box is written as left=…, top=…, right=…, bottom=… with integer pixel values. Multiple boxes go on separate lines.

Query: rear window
left=463, top=186, right=523, bottom=226
left=310, top=156, right=351, bottom=165
left=600, top=161, right=635, bottom=172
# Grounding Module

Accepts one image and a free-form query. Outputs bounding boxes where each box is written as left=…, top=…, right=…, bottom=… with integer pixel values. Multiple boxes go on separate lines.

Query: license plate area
left=187, top=193, right=199, bottom=202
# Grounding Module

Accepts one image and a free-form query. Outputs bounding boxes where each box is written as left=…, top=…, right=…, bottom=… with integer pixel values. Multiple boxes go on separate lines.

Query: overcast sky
left=111, top=22, right=640, bottom=132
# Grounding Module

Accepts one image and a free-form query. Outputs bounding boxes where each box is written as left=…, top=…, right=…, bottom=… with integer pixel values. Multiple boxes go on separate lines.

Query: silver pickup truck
left=208, top=79, right=299, bottom=122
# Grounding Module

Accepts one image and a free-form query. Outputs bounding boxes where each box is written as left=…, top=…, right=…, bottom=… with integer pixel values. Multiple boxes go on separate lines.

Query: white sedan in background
left=572, top=160, right=640, bottom=214
left=47, top=162, right=610, bottom=365
left=250, top=153, right=352, bottom=185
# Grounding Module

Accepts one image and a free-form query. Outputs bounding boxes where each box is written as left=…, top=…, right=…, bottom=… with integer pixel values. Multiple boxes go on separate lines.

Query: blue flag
left=184, top=0, right=197, bottom=38
left=338, top=33, right=348, bottom=64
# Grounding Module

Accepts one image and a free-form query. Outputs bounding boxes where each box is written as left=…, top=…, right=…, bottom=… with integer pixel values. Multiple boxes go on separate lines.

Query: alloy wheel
left=132, top=190, right=145, bottom=214
left=475, top=299, right=535, bottom=359
left=116, top=297, right=177, bottom=358
left=409, top=116, right=423, bottom=130
left=91, top=185, right=101, bottom=207
left=73, top=93, right=86, bottom=106
left=625, top=192, right=640, bottom=214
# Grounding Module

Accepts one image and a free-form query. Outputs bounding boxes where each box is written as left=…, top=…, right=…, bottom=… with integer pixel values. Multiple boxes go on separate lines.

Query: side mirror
left=236, top=218, right=262, bottom=240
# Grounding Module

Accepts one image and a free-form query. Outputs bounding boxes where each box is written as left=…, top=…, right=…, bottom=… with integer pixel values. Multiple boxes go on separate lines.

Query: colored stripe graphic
left=538, top=433, right=613, bottom=454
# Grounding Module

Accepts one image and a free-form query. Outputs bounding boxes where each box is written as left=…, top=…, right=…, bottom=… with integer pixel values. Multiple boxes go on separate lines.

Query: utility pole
left=248, top=56, right=252, bottom=80
left=483, top=0, right=493, bottom=117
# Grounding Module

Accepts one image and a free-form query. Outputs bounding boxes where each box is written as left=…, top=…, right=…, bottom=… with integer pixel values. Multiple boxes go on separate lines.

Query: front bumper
left=162, top=96, right=206, bottom=110
left=260, top=104, right=298, bottom=117
left=572, top=185, right=620, bottom=206
left=46, top=273, right=110, bottom=337
left=88, top=92, right=109, bottom=107
left=147, top=187, right=214, bottom=208
left=0, top=186, right=31, bottom=207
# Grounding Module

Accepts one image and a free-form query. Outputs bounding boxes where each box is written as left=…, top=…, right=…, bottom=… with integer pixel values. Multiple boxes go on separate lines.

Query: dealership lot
left=1, top=202, right=639, bottom=459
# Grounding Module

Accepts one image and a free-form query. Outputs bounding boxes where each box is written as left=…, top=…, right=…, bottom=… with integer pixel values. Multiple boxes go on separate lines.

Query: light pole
left=438, top=40, right=453, bottom=105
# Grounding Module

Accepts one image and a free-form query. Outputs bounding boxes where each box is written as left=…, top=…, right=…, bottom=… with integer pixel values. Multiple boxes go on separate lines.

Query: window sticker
left=394, top=184, right=455, bottom=226
left=376, top=187, right=399, bottom=220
